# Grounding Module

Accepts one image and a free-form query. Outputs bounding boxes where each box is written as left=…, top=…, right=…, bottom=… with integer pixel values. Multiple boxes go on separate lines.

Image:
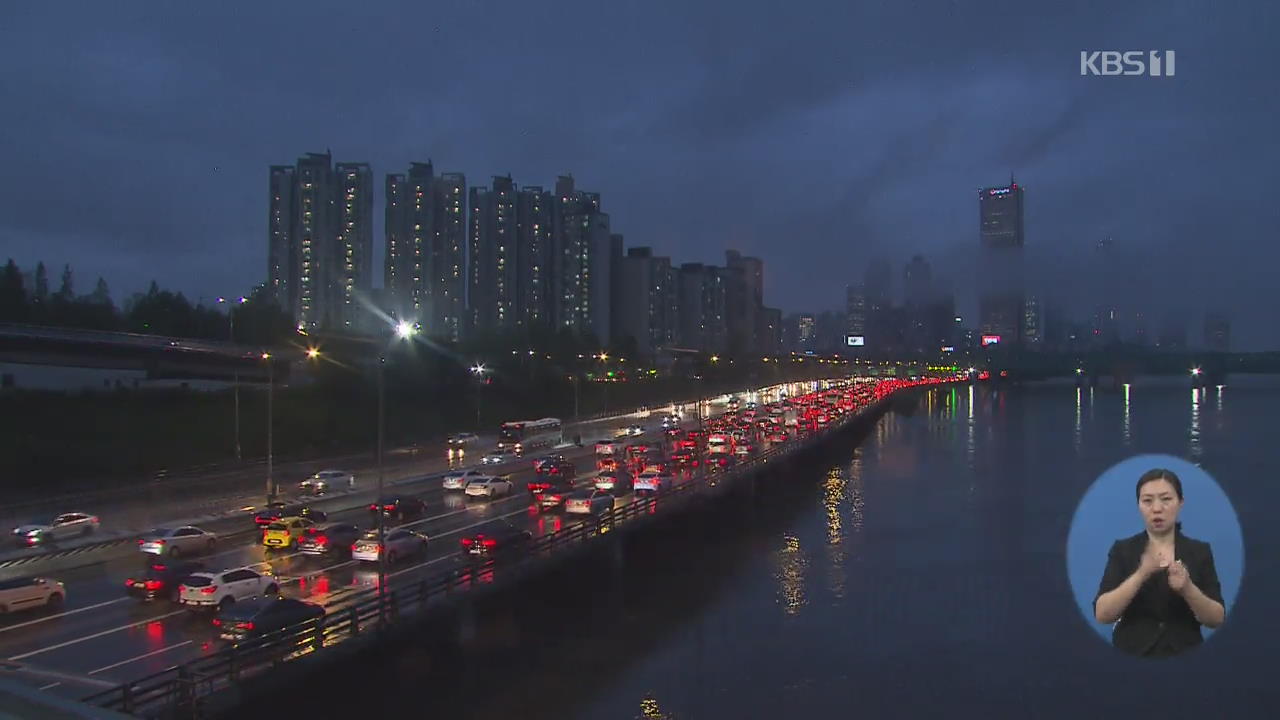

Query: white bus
left=497, top=417, right=563, bottom=453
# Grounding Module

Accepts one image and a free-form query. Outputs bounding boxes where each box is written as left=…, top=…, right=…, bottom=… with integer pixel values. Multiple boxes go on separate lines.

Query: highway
left=0, top=381, right=817, bottom=699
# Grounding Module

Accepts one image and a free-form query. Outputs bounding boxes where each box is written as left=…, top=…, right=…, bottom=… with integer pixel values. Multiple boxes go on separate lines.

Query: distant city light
left=395, top=321, right=416, bottom=339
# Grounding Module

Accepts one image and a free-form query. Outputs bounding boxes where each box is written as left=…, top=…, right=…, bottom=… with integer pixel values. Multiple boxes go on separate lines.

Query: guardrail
left=80, top=378, right=949, bottom=716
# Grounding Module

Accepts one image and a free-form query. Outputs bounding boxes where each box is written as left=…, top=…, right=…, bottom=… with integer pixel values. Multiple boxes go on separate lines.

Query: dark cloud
left=0, top=1, right=1277, bottom=346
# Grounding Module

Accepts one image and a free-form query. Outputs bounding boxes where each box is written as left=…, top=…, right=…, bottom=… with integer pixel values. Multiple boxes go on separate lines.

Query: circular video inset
left=1066, top=454, right=1243, bottom=658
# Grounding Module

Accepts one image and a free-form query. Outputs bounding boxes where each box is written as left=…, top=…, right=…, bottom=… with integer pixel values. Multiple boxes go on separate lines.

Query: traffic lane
left=10, top=423, right=717, bottom=678
left=41, top=495, right=550, bottom=680
left=1, top=488, right=540, bottom=673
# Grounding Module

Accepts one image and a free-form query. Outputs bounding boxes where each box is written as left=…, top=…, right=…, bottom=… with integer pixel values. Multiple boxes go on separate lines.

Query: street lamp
left=377, top=321, right=418, bottom=602
left=261, top=352, right=274, bottom=502
left=470, top=363, right=488, bottom=428
left=217, top=296, right=248, bottom=462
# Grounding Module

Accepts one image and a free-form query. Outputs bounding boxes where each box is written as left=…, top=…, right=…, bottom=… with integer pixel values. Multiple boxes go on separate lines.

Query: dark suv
left=125, top=560, right=206, bottom=602
left=369, top=496, right=427, bottom=521
left=459, top=521, right=533, bottom=561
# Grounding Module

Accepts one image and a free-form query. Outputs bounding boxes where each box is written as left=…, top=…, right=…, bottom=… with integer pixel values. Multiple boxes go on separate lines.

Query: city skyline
left=2, top=3, right=1276, bottom=347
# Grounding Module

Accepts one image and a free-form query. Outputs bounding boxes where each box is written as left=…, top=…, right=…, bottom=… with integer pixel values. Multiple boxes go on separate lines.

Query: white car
left=0, top=577, right=65, bottom=614
left=178, top=566, right=278, bottom=611
left=352, top=529, right=428, bottom=563
left=12, top=513, right=99, bottom=547
left=464, top=476, right=515, bottom=498
left=633, top=471, right=672, bottom=495
left=443, top=469, right=490, bottom=490
left=300, top=470, right=355, bottom=494
left=138, top=526, right=217, bottom=557
left=565, top=489, right=615, bottom=515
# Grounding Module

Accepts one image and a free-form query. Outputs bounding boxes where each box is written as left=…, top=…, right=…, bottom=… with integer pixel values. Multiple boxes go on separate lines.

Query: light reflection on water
left=824, top=467, right=846, bottom=599
left=1122, top=383, right=1131, bottom=446
left=775, top=534, right=807, bottom=616
left=1189, top=387, right=1202, bottom=461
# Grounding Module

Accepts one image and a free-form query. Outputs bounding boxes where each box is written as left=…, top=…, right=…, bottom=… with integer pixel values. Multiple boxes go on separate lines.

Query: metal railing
left=81, top=378, right=949, bottom=717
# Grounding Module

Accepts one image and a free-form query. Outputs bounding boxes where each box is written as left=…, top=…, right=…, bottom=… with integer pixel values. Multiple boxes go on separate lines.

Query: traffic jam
left=0, top=376, right=945, bottom=694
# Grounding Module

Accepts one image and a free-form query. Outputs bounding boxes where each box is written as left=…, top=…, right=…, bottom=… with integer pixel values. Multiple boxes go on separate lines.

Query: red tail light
left=200, top=586, right=218, bottom=594
left=368, top=504, right=378, bottom=511
left=351, top=543, right=359, bottom=552
left=144, top=580, right=163, bottom=591
left=236, top=621, right=254, bottom=630
left=137, top=539, right=144, bottom=545
left=212, top=618, right=221, bottom=626
left=481, top=539, right=497, bottom=548
left=461, top=537, right=474, bottom=547
left=316, top=535, right=329, bottom=546
left=125, top=578, right=135, bottom=586
left=384, top=504, right=396, bottom=511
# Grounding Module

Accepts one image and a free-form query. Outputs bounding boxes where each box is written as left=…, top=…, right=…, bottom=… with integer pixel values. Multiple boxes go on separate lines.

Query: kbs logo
left=1080, top=51, right=1176, bottom=77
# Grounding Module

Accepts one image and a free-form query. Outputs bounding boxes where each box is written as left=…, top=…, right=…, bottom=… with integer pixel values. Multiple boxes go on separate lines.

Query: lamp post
left=377, top=320, right=418, bottom=602
left=262, top=352, right=275, bottom=503
left=471, top=363, right=488, bottom=428
left=217, top=296, right=247, bottom=462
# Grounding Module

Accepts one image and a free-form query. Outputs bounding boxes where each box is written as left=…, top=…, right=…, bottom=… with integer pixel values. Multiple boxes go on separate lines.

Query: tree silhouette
left=0, top=259, right=27, bottom=322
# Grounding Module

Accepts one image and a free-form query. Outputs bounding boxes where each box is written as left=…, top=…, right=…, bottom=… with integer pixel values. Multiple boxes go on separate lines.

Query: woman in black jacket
left=1094, top=468, right=1226, bottom=657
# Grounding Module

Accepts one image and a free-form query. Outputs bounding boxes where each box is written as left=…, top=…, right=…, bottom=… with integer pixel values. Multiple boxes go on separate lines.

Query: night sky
left=2, top=2, right=1276, bottom=347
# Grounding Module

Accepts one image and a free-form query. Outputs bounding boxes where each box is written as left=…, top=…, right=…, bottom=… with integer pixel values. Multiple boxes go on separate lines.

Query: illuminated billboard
left=981, top=335, right=1001, bottom=346
left=845, top=335, right=865, bottom=347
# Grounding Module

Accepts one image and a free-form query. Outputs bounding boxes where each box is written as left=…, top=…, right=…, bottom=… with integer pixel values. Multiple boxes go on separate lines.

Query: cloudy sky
left=2, top=1, right=1276, bottom=347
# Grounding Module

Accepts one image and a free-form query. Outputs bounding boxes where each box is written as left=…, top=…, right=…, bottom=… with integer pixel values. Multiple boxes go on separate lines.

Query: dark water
left=295, top=376, right=1280, bottom=719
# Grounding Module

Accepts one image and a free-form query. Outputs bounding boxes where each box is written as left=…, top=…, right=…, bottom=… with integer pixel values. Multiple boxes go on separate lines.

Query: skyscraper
left=515, top=185, right=554, bottom=329
left=676, top=263, right=727, bottom=353
left=334, top=162, right=374, bottom=331
left=725, top=249, right=764, bottom=355
left=616, top=246, right=678, bottom=357
left=978, top=179, right=1026, bottom=345
left=798, top=314, right=816, bottom=351
left=267, top=165, right=296, bottom=313
left=292, top=152, right=336, bottom=330
left=467, top=175, right=518, bottom=336
left=431, top=172, right=467, bottom=342
left=553, top=175, right=612, bottom=341
left=384, top=162, right=434, bottom=325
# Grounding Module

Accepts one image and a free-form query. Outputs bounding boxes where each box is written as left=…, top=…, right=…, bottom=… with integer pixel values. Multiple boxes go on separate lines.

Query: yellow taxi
left=261, top=516, right=315, bottom=549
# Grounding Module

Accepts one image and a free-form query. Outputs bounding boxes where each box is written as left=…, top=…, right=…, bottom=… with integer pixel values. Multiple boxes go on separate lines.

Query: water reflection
left=1189, top=388, right=1202, bottom=460
left=775, top=534, right=808, bottom=616
left=1122, top=384, right=1131, bottom=446
left=824, top=468, right=846, bottom=599
left=966, top=384, right=976, bottom=467
left=1073, top=387, right=1083, bottom=454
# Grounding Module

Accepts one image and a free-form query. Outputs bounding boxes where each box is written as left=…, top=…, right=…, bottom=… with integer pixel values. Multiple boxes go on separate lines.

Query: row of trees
left=0, top=259, right=295, bottom=346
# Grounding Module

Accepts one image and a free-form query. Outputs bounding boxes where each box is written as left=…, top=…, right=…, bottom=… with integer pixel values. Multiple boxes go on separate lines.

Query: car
left=594, top=470, right=632, bottom=493
left=254, top=503, right=327, bottom=527
left=709, top=454, right=736, bottom=469
left=532, top=454, right=567, bottom=472
left=634, top=471, right=673, bottom=495
left=296, top=523, right=362, bottom=556
left=369, top=496, right=427, bottom=521
left=464, top=475, right=515, bottom=498
left=125, top=560, right=206, bottom=602
left=178, top=566, right=278, bottom=611
left=626, top=424, right=646, bottom=436
left=138, top=526, right=217, bottom=557
left=734, top=443, right=756, bottom=457
left=447, top=433, right=481, bottom=447
left=535, top=489, right=572, bottom=512
left=528, top=474, right=575, bottom=496
left=12, top=513, right=99, bottom=546
left=460, top=522, right=533, bottom=560
left=0, top=577, right=65, bottom=614
left=535, top=459, right=576, bottom=478
left=594, top=439, right=618, bottom=456
left=481, top=446, right=519, bottom=465
left=564, top=489, right=615, bottom=515
left=670, top=451, right=699, bottom=468
left=351, top=528, right=428, bottom=563
left=442, top=468, right=490, bottom=491
left=213, top=597, right=325, bottom=642
left=299, top=470, right=355, bottom=494
left=766, top=431, right=788, bottom=443
left=262, top=517, right=316, bottom=549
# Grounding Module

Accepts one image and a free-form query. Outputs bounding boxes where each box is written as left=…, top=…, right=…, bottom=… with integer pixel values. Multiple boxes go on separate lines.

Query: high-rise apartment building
left=725, top=250, right=764, bottom=354
left=616, top=247, right=678, bottom=356
left=267, top=165, right=296, bottom=314
left=334, top=162, right=373, bottom=331
left=553, top=175, right=612, bottom=341
left=384, top=162, right=434, bottom=324
left=515, top=185, right=554, bottom=328
left=431, top=172, right=467, bottom=342
left=467, top=175, right=518, bottom=335
left=676, top=263, right=728, bottom=353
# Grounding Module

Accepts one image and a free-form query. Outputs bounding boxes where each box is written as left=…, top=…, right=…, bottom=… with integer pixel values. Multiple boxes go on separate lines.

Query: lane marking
left=7, top=610, right=186, bottom=661
left=0, top=597, right=130, bottom=636
left=88, top=640, right=193, bottom=676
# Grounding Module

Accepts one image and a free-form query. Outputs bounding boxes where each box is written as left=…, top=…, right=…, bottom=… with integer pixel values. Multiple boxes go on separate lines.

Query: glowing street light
left=306, top=347, right=321, bottom=360
left=395, top=321, right=416, bottom=339
left=1191, top=367, right=1202, bottom=376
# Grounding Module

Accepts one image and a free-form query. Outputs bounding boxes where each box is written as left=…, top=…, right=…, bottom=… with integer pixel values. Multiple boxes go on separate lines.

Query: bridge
left=52, top=375, right=951, bottom=717
left=966, top=347, right=1280, bottom=387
